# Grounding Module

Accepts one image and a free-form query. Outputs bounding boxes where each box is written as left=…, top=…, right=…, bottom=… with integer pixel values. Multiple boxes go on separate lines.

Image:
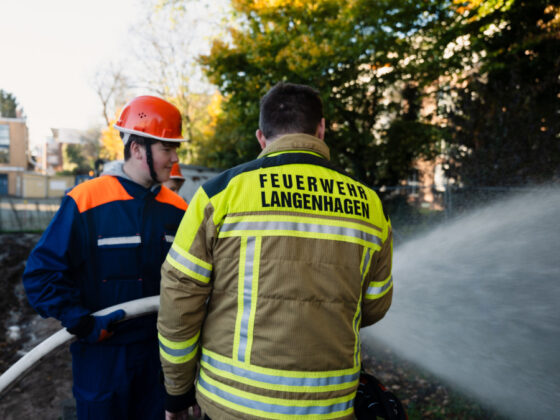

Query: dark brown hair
left=259, top=82, right=323, bottom=139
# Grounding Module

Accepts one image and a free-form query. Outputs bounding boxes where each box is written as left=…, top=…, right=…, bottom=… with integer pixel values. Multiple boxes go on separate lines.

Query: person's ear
left=256, top=129, right=267, bottom=150
left=130, top=141, right=144, bottom=161
left=316, top=118, right=325, bottom=141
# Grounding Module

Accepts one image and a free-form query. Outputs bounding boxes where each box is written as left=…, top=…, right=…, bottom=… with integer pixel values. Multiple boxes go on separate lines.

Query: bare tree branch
left=92, top=63, right=131, bottom=125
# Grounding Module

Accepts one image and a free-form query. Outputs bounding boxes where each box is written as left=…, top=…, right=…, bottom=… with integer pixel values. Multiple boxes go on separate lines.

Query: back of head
left=259, top=82, right=323, bottom=140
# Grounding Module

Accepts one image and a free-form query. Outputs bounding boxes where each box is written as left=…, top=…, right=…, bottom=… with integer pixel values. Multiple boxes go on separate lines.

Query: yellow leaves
left=274, top=33, right=334, bottom=72
left=453, top=0, right=480, bottom=9
left=454, top=5, right=470, bottom=15
left=233, top=0, right=329, bottom=15
left=187, top=91, right=225, bottom=164
left=211, top=0, right=343, bottom=76
left=538, top=5, right=560, bottom=35
left=453, top=0, right=515, bottom=20
left=202, top=91, right=223, bottom=139
left=262, top=0, right=310, bottom=9
left=99, top=115, right=124, bottom=161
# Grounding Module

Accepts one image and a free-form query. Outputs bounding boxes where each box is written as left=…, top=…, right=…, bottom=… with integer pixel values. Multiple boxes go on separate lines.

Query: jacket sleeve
left=22, top=195, right=90, bottom=330
left=157, top=186, right=215, bottom=397
left=361, top=221, right=393, bottom=328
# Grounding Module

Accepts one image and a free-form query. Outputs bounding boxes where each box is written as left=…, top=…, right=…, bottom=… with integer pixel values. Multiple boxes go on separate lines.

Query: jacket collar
left=257, top=134, right=330, bottom=160
left=102, top=161, right=161, bottom=197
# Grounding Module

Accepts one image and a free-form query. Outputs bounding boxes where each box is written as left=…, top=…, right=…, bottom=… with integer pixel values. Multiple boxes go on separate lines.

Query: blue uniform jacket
left=23, top=174, right=187, bottom=344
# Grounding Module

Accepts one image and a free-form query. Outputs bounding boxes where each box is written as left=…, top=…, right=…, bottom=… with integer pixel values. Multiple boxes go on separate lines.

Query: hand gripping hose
left=0, top=296, right=160, bottom=398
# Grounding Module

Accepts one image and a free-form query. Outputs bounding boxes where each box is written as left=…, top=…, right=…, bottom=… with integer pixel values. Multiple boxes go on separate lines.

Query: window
left=0, top=125, right=9, bottom=163
left=0, top=174, right=7, bottom=195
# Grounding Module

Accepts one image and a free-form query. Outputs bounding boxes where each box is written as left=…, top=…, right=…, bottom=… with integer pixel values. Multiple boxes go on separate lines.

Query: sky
left=0, top=0, right=149, bottom=148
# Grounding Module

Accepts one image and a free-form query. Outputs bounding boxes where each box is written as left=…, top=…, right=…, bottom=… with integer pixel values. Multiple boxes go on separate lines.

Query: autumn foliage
left=99, top=114, right=124, bottom=161
left=197, top=0, right=560, bottom=187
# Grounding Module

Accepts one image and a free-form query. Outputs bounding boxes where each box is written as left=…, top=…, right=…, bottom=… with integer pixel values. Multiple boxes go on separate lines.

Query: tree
left=81, top=127, right=103, bottom=168
left=441, top=0, right=560, bottom=185
left=64, top=144, right=89, bottom=174
left=199, top=0, right=560, bottom=187
left=199, top=0, right=455, bottom=186
left=92, top=64, right=132, bottom=162
left=60, top=128, right=102, bottom=175
left=92, top=64, right=131, bottom=127
left=127, top=0, right=229, bottom=163
left=99, top=114, right=124, bottom=161
left=0, top=90, right=23, bottom=118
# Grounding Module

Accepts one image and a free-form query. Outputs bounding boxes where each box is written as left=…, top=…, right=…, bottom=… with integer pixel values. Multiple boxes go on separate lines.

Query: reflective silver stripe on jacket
left=237, top=237, right=257, bottom=363
left=168, top=247, right=212, bottom=279
left=97, top=236, right=141, bottom=246
left=201, top=352, right=359, bottom=387
left=220, top=220, right=382, bottom=246
left=198, top=375, right=354, bottom=415
left=367, top=276, right=393, bottom=296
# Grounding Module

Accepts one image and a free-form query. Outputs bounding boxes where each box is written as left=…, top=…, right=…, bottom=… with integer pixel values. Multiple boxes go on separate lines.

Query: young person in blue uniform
left=23, top=95, right=188, bottom=419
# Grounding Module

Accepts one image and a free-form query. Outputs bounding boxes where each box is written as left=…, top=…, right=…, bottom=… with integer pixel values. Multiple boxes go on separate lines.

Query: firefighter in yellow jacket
left=158, top=82, right=393, bottom=420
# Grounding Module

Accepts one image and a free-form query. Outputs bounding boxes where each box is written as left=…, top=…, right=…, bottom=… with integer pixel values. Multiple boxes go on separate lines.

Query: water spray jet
left=363, top=186, right=560, bottom=419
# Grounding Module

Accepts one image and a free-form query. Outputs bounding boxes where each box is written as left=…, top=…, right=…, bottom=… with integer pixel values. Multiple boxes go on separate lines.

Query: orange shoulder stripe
left=68, top=176, right=134, bottom=213
left=156, top=186, right=188, bottom=211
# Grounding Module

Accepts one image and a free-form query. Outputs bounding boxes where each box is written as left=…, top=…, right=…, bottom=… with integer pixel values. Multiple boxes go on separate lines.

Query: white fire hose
left=0, top=296, right=160, bottom=398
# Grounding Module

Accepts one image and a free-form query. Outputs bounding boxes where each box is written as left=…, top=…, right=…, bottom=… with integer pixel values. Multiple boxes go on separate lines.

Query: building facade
left=0, top=117, right=29, bottom=196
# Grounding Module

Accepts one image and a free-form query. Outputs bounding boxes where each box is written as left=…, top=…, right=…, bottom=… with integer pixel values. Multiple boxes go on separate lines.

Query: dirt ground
left=0, top=233, right=503, bottom=420
left=0, top=234, right=73, bottom=420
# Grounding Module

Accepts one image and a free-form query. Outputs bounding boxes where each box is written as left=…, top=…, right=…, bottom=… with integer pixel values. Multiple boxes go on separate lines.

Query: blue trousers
left=70, top=339, right=165, bottom=420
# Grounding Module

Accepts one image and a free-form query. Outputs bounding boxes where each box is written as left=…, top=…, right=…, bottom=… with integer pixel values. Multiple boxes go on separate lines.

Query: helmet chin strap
left=145, top=142, right=160, bottom=184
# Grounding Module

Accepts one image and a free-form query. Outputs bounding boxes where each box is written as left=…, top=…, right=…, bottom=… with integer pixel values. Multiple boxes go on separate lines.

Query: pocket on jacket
left=97, top=235, right=141, bottom=279
left=97, top=234, right=143, bottom=307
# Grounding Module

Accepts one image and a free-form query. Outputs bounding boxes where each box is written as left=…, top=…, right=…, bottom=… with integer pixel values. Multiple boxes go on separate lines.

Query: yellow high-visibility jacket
left=158, top=134, right=393, bottom=420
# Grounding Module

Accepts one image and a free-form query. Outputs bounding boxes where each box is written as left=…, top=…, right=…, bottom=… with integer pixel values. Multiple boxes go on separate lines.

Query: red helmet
left=169, top=163, right=185, bottom=180
left=114, top=96, right=185, bottom=143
